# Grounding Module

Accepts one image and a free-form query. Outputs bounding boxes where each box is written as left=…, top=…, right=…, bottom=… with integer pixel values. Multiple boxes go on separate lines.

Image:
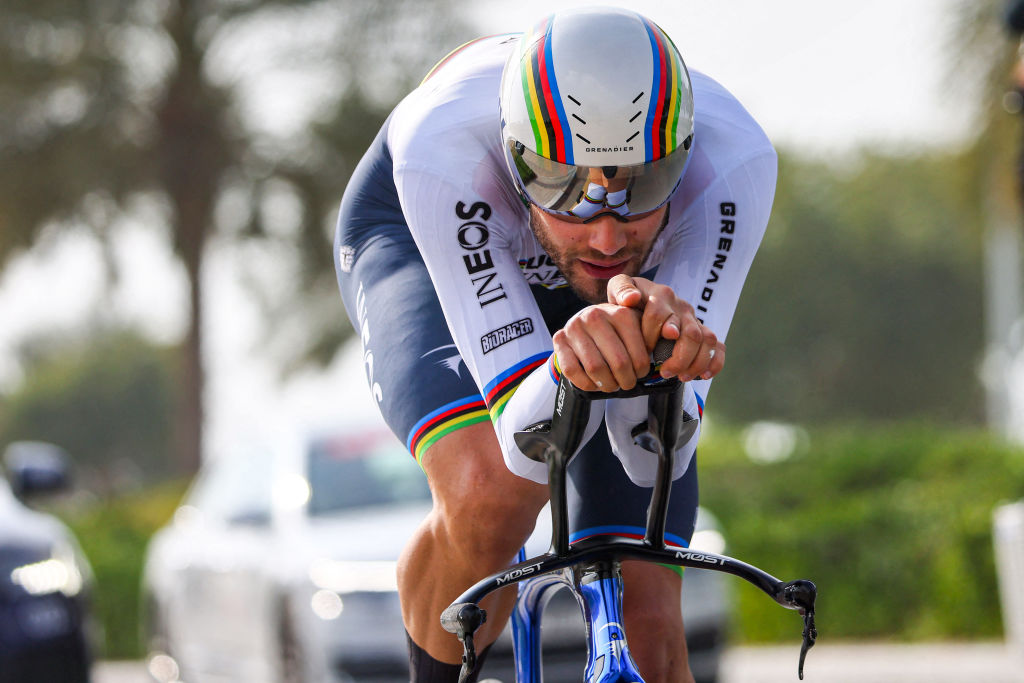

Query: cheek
left=550, top=225, right=586, bottom=249
left=626, top=226, right=652, bottom=246
left=633, top=217, right=664, bottom=243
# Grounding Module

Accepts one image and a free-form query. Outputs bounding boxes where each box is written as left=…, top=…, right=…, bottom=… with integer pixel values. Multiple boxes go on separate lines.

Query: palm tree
left=0, top=0, right=469, bottom=474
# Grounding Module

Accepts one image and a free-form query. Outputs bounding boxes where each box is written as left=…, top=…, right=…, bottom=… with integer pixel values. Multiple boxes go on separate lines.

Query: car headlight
left=307, top=560, right=399, bottom=621
left=10, top=542, right=84, bottom=597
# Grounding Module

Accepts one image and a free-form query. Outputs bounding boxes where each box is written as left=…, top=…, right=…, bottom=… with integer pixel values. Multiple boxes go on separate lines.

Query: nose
left=587, top=215, right=628, bottom=255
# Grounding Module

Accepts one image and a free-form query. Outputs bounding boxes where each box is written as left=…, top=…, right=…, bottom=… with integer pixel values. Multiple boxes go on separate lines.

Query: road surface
left=95, top=642, right=1024, bottom=682
left=720, top=643, right=1024, bottom=682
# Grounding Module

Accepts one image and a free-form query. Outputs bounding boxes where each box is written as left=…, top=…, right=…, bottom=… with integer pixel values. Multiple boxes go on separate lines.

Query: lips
left=578, top=258, right=629, bottom=279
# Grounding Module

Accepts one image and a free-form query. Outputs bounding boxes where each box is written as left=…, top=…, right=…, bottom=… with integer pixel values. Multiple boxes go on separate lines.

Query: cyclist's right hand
left=551, top=303, right=650, bottom=393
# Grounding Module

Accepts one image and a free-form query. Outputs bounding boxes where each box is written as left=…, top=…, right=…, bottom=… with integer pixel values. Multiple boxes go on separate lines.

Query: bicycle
left=441, top=341, right=818, bottom=682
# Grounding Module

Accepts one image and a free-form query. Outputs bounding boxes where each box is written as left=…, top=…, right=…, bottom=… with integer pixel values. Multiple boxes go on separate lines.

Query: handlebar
left=445, top=340, right=817, bottom=680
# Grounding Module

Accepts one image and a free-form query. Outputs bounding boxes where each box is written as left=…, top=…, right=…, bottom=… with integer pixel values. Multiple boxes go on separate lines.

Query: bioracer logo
left=480, top=318, right=534, bottom=354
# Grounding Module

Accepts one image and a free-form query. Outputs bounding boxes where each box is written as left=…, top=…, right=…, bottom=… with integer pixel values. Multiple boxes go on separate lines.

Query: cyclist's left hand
left=606, top=274, right=725, bottom=381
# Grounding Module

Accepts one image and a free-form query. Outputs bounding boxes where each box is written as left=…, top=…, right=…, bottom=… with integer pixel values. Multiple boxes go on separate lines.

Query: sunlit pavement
left=95, top=643, right=1024, bottom=683
left=720, top=643, right=1024, bottom=683
left=93, top=660, right=150, bottom=682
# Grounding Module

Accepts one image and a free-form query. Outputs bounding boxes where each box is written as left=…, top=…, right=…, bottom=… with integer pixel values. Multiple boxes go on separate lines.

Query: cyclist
left=334, top=7, right=776, bottom=682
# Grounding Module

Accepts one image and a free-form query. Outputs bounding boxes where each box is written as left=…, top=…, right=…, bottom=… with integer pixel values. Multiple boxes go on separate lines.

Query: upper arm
left=655, top=150, right=778, bottom=402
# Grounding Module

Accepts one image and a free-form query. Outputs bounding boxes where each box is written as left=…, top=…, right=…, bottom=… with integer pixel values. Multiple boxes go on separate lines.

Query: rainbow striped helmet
left=499, top=8, right=694, bottom=220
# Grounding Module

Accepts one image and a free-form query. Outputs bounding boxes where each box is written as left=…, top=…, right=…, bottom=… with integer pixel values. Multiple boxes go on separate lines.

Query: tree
left=703, top=1, right=1024, bottom=427
left=0, top=0, right=470, bottom=474
left=0, top=330, right=177, bottom=491
left=713, top=149, right=987, bottom=425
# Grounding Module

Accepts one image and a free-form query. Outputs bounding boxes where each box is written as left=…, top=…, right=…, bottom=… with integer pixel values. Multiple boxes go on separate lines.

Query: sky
left=0, top=0, right=995, bottom=458
left=471, top=0, right=971, bottom=154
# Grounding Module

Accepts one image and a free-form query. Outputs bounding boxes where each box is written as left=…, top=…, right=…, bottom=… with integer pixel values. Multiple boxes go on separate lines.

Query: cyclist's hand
left=552, top=303, right=650, bottom=392
left=606, top=274, right=725, bottom=381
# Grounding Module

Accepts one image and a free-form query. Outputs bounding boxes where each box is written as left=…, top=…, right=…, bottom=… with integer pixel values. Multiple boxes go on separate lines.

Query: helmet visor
left=506, top=139, right=690, bottom=219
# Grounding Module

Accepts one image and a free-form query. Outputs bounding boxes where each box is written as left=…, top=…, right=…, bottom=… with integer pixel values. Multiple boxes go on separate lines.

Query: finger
left=661, top=315, right=681, bottom=342
left=552, top=330, right=601, bottom=392
left=698, top=340, right=726, bottom=380
left=679, top=330, right=720, bottom=380
left=570, top=307, right=643, bottom=390
left=661, top=319, right=704, bottom=379
left=606, top=274, right=643, bottom=309
left=639, top=287, right=681, bottom=350
left=602, top=304, right=650, bottom=380
left=562, top=315, right=621, bottom=391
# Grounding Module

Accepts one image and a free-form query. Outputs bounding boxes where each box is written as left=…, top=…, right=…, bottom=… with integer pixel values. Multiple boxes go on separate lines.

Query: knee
left=434, top=470, right=543, bottom=565
left=422, top=427, right=547, bottom=566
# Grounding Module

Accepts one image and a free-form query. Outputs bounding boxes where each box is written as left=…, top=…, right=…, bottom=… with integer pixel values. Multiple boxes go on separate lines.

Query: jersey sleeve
left=392, top=160, right=603, bottom=483
left=603, top=149, right=778, bottom=485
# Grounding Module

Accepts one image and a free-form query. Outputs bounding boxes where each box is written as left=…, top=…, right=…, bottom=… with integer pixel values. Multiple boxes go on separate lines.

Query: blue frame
left=509, top=549, right=645, bottom=682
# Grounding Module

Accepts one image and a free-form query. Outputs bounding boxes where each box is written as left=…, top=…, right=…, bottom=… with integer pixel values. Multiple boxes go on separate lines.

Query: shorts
left=334, top=117, right=699, bottom=548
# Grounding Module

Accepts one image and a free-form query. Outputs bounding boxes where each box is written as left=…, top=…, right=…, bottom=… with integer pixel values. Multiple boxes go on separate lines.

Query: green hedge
left=699, top=423, right=1024, bottom=642
left=59, top=481, right=187, bottom=659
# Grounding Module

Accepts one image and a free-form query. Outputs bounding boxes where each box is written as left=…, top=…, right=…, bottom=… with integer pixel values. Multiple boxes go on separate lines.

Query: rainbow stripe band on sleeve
left=548, top=353, right=561, bottom=384
left=485, top=352, right=552, bottom=421
left=406, top=395, right=490, bottom=466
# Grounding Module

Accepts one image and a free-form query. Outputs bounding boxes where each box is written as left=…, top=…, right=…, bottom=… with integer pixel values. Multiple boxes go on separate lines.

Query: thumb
left=607, top=274, right=643, bottom=308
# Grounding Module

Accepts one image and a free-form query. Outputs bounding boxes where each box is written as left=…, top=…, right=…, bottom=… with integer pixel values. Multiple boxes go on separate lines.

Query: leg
left=399, top=421, right=549, bottom=661
left=621, top=562, right=695, bottom=683
left=334, top=120, right=548, bottom=678
left=565, top=425, right=701, bottom=682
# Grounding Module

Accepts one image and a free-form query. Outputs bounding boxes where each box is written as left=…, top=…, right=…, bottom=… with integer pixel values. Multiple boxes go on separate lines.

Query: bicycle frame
left=508, top=548, right=645, bottom=683
left=442, top=371, right=817, bottom=683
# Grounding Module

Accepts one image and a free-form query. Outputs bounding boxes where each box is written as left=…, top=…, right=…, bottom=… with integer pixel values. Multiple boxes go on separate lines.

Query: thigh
left=334, top=121, right=488, bottom=466
left=566, top=424, right=699, bottom=548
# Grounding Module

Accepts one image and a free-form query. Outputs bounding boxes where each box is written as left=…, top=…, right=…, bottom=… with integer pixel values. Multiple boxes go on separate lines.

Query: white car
left=142, top=428, right=728, bottom=683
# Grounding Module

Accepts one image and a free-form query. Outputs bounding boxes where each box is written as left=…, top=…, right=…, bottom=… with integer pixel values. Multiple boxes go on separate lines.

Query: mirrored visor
left=506, top=139, right=690, bottom=219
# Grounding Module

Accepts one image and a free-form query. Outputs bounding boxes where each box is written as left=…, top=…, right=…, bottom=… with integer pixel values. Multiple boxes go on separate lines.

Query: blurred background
left=5, top=0, right=1024, bottom=677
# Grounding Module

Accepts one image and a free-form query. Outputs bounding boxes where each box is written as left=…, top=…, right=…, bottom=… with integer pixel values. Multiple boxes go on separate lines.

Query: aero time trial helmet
left=499, top=7, right=695, bottom=220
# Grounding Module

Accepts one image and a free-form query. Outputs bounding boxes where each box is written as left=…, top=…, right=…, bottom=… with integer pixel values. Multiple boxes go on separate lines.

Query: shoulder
left=388, top=34, right=515, bottom=171
left=671, top=70, right=777, bottom=207
left=387, top=34, right=524, bottom=226
left=690, top=69, right=774, bottom=156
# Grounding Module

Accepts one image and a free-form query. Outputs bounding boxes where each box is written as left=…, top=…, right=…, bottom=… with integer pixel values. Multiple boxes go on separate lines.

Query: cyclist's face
left=528, top=204, right=669, bottom=304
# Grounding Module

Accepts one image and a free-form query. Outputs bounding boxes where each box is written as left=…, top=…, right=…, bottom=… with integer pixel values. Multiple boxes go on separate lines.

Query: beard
left=528, top=207, right=670, bottom=304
